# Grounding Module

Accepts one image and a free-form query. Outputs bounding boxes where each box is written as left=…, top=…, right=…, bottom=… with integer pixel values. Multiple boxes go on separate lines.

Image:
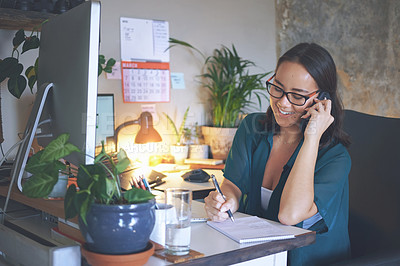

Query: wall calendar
left=121, top=61, right=170, bottom=103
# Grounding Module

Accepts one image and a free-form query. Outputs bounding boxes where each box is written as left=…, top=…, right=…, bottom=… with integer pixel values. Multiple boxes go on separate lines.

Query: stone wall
left=276, top=0, right=400, bottom=117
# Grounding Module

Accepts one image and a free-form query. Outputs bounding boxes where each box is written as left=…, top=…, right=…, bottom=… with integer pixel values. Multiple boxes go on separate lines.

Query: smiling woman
left=204, top=43, right=352, bottom=265
left=267, top=61, right=321, bottom=133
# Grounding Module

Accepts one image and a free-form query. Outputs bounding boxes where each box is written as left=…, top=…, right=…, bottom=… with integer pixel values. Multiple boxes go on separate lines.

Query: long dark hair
left=266, top=43, right=350, bottom=148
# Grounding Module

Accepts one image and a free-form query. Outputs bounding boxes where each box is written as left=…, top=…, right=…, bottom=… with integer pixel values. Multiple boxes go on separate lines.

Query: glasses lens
left=267, top=83, right=284, bottom=98
left=287, top=93, right=306, bottom=106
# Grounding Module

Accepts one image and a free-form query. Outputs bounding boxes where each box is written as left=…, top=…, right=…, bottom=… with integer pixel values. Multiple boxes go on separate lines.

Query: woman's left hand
left=301, top=98, right=334, bottom=140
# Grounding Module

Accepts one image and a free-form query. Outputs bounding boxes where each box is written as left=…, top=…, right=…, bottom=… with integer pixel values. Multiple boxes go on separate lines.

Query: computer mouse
left=181, top=169, right=210, bottom=183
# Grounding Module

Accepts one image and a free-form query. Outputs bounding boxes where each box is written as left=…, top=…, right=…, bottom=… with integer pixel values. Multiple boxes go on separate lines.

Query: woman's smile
left=277, top=108, right=295, bottom=116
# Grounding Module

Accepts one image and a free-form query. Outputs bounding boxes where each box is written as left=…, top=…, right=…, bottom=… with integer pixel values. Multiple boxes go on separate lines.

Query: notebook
left=207, top=216, right=295, bottom=244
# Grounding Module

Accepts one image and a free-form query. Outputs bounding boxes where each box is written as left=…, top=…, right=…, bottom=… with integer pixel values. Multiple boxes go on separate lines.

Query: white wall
left=0, top=0, right=276, bottom=159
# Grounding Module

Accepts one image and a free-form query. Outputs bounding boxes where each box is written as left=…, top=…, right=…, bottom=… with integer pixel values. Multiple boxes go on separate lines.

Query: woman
left=204, top=43, right=351, bottom=265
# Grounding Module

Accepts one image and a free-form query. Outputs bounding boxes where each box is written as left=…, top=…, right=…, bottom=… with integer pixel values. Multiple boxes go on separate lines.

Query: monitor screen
left=9, top=1, right=101, bottom=192
left=96, top=94, right=115, bottom=147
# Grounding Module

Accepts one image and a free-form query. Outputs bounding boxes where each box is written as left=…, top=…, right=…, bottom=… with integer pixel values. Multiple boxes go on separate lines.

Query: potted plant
left=168, top=38, right=271, bottom=160
left=22, top=133, right=155, bottom=255
left=163, top=106, right=190, bottom=164
left=188, top=123, right=209, bottom=160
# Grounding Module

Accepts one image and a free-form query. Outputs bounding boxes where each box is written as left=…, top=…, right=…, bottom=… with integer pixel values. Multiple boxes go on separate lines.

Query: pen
left=211, top=174, right=235, bottom=222
left=137, top=176, right=146, bottom=190
left=142, top=176, right=159, bottom=210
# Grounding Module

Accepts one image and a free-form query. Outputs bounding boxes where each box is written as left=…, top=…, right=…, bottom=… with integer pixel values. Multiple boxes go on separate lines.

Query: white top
left=261, top=187, right=322, bottom=229
left=261, top=187, right=273, bottom=211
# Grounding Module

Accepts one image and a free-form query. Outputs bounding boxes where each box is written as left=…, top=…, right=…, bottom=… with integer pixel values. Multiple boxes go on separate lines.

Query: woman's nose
left=277, top=94, right=292, bottom=107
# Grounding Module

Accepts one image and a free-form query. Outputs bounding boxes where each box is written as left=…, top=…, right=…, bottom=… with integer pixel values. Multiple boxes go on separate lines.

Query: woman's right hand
left=204, top=190, right=236, bottom=222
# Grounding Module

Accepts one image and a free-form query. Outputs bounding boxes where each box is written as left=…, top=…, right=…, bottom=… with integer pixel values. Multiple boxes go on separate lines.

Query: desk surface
left=154, top=168, right=224, bottom=192
left=0, top=175, right=315, bottom=265
left=147, top=200, right=315, bottom=265
left=0, top=166, right=223, bottom=220
left=127, top=165, right=225, bottom=200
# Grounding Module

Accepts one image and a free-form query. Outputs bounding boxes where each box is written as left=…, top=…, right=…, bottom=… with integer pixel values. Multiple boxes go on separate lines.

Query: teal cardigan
left=224, top=113, right=351, bottom=265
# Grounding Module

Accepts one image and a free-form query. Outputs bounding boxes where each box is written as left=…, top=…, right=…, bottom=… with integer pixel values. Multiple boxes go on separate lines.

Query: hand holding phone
left=301, top=91, right=333, bottom=134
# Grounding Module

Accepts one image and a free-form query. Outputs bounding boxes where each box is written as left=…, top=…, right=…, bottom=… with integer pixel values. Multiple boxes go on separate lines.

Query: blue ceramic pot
left=79, top=199, right=156, bottom=255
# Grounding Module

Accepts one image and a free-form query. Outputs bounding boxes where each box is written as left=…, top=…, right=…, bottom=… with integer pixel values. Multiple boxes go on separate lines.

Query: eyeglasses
left=266, top=74, right=320, bottom=106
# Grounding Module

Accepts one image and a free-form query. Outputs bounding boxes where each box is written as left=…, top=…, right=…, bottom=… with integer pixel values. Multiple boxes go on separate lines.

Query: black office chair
left=336, top=110, right=400, bottom=265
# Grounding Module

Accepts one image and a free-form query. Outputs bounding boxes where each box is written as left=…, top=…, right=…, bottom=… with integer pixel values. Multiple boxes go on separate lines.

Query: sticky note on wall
left=171, top=72, right=185, bottom=89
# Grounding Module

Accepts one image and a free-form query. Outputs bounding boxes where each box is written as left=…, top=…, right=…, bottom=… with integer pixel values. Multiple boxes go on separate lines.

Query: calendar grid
left=121, top=61, right=170, bottom=103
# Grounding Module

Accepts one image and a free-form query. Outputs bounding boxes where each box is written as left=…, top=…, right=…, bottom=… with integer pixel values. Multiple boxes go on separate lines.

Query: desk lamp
left=114, top=111, right=162, bottom=151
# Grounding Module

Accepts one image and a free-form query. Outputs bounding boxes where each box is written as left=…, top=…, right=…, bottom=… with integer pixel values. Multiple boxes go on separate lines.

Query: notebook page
left=207, top=216, right=295, bottom=243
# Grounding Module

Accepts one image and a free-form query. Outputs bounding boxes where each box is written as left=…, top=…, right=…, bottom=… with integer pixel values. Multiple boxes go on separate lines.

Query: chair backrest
left=343, top=110, right=400, bottom=258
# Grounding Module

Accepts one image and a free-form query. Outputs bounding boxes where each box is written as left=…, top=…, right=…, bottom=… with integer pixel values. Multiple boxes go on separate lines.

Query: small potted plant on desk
left=22, top=133, right=156, bottom=263
left=188, top=123, right=209, bottom=160
left=164, top=106, right=191, bottom=164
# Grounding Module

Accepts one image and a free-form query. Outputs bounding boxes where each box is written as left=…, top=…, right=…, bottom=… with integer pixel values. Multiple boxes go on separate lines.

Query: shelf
left=0, top=8, right=56, bottom=31
left=0, top=181, right=77, bottom=224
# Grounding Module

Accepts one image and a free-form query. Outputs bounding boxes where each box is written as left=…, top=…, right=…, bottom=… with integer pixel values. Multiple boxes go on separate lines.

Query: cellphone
left=317, top=91, right=331, bottom=101
left=300, top=91, right=331, bottom=130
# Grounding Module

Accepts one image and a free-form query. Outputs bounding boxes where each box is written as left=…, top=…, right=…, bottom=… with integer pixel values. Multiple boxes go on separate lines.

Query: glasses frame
left=266, top=74, right=320, bottom=106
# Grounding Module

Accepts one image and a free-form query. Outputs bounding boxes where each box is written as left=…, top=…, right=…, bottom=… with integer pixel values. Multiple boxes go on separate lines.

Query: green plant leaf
left=106, top=58, right=116, bottom=67
left=0, top=57, right=18, bottom=79
left=22, top=164, right=60, bottom=198
left=167, top=38, right=205, bottom=59
left=8, top=75, right=26, bottom=99
left=12, top=29, right=25, bottom=47
left=124, top=187, right=155, bottom=203
left=98, top=54, right=106, bottom=65
left=98, top=64, right=103, bottom=76
left=164, top=112, right=179, bottom=144
left=22, top=36, right=40, bottom=54
left=9, top=62, right=23, bottom=78
left=27, top=75, right=37, bottom=91
left=77, top=164, right=108, bottom=191
left=26, top=151, right=66, bottom=175
left=115, top=149, right=130, bottom=174
left=103, top=66, right=112, bottom=73
left=75, top=190, right=94, bottom=225
left=115, top=157, right=130, bottom=174
left=92, top=175, right=115, bottom=202
left=25, top=150, right=44, bottom=174
left=40, top=133, right=80, bottom=162
left=178, top=107, right=190, bottom=143
left=25, top=65, right=37, bottom=91
left=64, top=184, right=78, bottom=220
left=25, top=65, right=35, bottom=79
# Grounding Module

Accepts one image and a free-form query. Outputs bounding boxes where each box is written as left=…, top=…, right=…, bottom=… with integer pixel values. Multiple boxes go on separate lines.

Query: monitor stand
left=3, top=82, right=53, bottom=214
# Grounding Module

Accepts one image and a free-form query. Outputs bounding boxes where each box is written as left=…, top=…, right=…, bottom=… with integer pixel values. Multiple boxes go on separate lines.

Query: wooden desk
left=1, top=183, right=315, bottom=265
left=147, top=201, right=315, bottom=265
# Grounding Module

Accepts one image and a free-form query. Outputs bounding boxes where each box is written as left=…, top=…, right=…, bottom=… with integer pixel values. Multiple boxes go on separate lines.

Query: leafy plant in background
left=0, top=24, right=116, bottom=99
left=0, top=25, right=43, bottom=99
left=98, top=55, right=116, bottom=76
left=22, top=133, right=154, bottom=224
left=163, top=106, right=190, bottom=145
left=168, top=38, right=270, bottom=128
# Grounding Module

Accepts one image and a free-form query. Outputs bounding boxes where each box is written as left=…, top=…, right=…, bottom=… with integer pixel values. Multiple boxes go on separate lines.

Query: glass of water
left=165, top=188, right=192, bottom=255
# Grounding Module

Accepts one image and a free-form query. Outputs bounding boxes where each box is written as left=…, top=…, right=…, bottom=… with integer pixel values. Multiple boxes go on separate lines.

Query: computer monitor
left=9, top=1, right=101, bottom=192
